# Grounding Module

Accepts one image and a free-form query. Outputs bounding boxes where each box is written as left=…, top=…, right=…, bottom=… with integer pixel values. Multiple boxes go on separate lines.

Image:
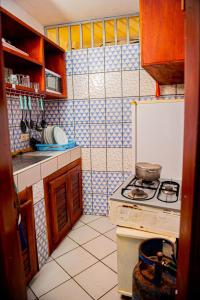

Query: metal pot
left=135, top=162, right=162, bottom=182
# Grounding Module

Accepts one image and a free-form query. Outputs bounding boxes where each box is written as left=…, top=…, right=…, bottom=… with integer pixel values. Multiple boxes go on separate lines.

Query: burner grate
left=157, top=181, right=179, bottom=203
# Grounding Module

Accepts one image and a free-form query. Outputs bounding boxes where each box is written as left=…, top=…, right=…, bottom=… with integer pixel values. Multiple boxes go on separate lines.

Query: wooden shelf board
left=45, top=91, right=66, bottom=99
left=3, top=46, right=43, bottom=66
left=5, top=83, right=45, bottom=94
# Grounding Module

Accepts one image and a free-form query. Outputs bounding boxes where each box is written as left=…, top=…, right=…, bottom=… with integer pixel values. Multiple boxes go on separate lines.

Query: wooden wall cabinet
left=0, top=7, right=67, bottom=99
left=44, top=159, right=83, bottom=253
left=18, top=187, right=38, bottom=285
left=140, top=0, right=184, bottom=85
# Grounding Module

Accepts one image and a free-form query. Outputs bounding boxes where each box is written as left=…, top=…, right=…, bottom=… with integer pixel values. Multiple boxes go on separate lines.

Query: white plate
left=47, top=126, right=55, bottom=144
left=53, top=126, right=68, bottom=144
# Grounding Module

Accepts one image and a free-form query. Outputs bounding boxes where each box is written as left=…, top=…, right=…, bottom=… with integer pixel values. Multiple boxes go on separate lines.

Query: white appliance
left=108, top=98, right=184, bottom=297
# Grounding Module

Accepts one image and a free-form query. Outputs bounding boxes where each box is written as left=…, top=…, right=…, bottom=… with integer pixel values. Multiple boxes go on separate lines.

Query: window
left=117, top=18, right=127, bottom=44
left=47, top=28, right=57, bottom=44
left=129, top=16, right=139, bottom=42
left=82, top=23, right=91, bottom=48
left=105, top=19, right=115, bottom=46
left=59, top=27, right=69, bottom=51
left=71, top=25, right=80, bottom=50
left=93, top=21, right=103, bottom=47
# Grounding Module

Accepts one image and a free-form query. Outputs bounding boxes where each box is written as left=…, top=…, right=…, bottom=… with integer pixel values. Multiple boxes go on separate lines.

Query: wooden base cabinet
left=18, top=187, right=38, bottom=285
left=44, top=159, right=83, bottom=253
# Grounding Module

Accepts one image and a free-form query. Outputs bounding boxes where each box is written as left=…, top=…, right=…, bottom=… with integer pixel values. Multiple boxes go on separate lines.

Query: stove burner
left=162, top=185, right=176, bottom=195
left=128, top=188, right=148, bottom=200
left=157, top=181, right=180, bottom=203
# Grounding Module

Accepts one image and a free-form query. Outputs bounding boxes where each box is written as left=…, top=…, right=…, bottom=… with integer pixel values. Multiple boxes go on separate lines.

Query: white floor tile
left=56, top=247, right=98, bottom=276
left=51, top=237, right=79, bottom=259
left=72, top=220, right=85, bottom=230
left=30, top=260, right=70, bottom=298
left=99, top=286, right=122, bottom=300
left=102, top=252, right=117, bottom=272
left=74, top=262, right=117, bottom=299
left=82, top=235, right=116, bottom=260
left=104, top=228, right=117, bottom=242
left=89, top=217, right=116, bottom=234
left=46, top=256, right=53, bottom=263
left=39, top=279, right=92, bottom=300
left=80, top=214, right=102, bottom=224
left=27, top=288, right=36, bottom=300
left=68, top=225, right=100, bottom=245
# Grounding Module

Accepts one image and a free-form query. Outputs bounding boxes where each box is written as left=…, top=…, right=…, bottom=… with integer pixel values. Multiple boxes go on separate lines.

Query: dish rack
left=35, top=139, right=77, bottom=151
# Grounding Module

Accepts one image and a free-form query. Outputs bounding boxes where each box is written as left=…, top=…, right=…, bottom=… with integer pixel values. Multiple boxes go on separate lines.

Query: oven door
left=109, top=199, right=180, bottom=238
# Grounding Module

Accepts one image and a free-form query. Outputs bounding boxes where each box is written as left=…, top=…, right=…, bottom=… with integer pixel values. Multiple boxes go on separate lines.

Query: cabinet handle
left=181, top=0, right=185, bottom=11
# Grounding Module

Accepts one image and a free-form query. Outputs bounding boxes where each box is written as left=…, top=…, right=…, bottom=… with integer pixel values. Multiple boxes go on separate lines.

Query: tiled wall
left=44, top=43, right=184, bottom=216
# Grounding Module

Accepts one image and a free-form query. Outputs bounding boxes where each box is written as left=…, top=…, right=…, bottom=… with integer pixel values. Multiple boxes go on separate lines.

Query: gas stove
left=109, top=175, right=181, bottom=237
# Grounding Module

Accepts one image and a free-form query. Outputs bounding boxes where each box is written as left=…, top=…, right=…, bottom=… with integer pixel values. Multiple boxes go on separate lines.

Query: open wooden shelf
left=5, top=83, right=45, bottom=94
left=1, top=7, right=67, bottom=99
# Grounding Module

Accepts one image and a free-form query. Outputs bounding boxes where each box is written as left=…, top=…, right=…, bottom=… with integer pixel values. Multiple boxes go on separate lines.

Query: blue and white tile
left=74, top=99, right=89, bottom=123
left=107, top=148, right=123, bottom=172
left=44, top=101, right=60, bottom=124
left=34, top=199, right=46, bottom=238
left=59, top=100, right=74, bottom=124
left=67, top=76, right=73, bottom=99
left=72, top=49, right=88, bottom=74
left=106, top=98, right=122, bottom=123
left=13, top=127, right=29, bottom=150
left=122, top=70, right=139, bottom=97
left=32, top=180, right=44, bottom=204
left=92, top=171, right=108, bottom=194
left=36, top=231, right=49, bottom=269
left=90, top=124, right=106, bottom=147
left=107, top=172, right=124, bottom=195
left=106, top=123, right=122, bottom=147
left=105, top=46, right=121, bottom=72
left=88, top=47, right=104, bottom=73
left=82, top=171, right=92, bottom=194
left=89, top=73, right=105, bottom=99
left=93, top=194, right=108, bottom=216
left=122, top=43, right=140, bottom=70
left=105, top=72, right=122, bottom=98
left=73, top=74, right=89, bottom=99
left=123, top=123, right=132, bottom=147
left=90, top=99, right=106, bottom=123
left=75, top=123, right=90, bottom=147
left=62, top=124, right=75, bottom=140
left=9, top=127, right=15, bottom=152
left=123, top=171, right=133, bottom=181
left=140, top=70, right=156, bottom=96
left=83, top=193, right=93, bottom=214
left=31, top=98, right=41, bottom=120
left=123, top=97, right=133, bottom=122
left=66, top=51, right=73, bottom=75
left=7, top=96, right=13, bottom=126
left=11, top=98, right=22, bottom=126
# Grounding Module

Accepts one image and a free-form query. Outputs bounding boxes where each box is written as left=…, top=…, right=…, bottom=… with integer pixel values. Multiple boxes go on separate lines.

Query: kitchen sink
left=12, top=155, right=51, bottom=172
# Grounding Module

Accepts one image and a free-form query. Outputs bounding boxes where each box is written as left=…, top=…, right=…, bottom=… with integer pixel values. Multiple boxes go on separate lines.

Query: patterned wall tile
left=7, top=96, right=13, bottom=126
left=107, top=172, right=123, bottom=195
left=123, top=97, right=133, bottom=123
left=92, top=171, right=108, bottom=194
left=106, top=123, right=122, bottom=147
left=67, top=76, right=73, bottom=99
left=62, top=123, right=75, bottom=140
left=89, top=73, right=105, bottom=99
left=88, top=47, right=104, bottom=73
left=123, top=123, right=132, bottom=147
left=122, top=43, right=140, bottom=70
left=140, top=69, right=156, bottom=96
left=59, top=100, right=74, bottom=124
left=90, top=124, right=106, bottom=147
left=32, top=180, right=44, bottom=204
left=75, top=123, right=90, bottom=147
left=11, top=97, right=22, bottom=126
left=66, top=51, right=73, bottom=75
left=44, top=101, right=60, bottom=124
left=36, top=231, right=49, bottom=269
left=106, top=98, right=122, bottom=123
left=34, top=199, right=46, bottom=238
left=105, top=72, right=122, bottom=98
left=83, top=193, right=93, bottom=214
left=122, top=70, right=139, bottom=97
left=90, top=99, right=106, bottom=123
left=74, top=99, right=89, bottom=123
left=72, top=49, right=88, bottom=74
left=13, top=127, right=29, bottom=150
left=91, top=148, right=106, bottom=171
left=93, top=194, right=108, bottom=216
left=9, top=126, right=15, bottom=152
left=105, top=46, right=121, bottom=72
left=123, top=171, right=133, bottom=181
left=73, top=74, right=89, bottom=99
left=107, top=148, right=123, bottom=172
left=82, top=171, right=92, bottom=194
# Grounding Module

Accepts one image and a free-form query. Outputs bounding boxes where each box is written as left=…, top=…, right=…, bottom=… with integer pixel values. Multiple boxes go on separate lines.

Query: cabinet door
left=19, top=188, right=38, bottom=285
left=67, top=164, right=83, bottom=225
left=49, top=173, right=71, bottom=244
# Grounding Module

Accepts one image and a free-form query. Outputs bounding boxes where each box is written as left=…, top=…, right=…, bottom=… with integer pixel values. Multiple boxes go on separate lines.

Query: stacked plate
left=43, top=126, right=68, bottom=145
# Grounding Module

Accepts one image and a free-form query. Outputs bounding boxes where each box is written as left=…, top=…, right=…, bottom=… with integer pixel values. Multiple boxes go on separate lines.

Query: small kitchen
left=1, top=0, right=199, bottom=300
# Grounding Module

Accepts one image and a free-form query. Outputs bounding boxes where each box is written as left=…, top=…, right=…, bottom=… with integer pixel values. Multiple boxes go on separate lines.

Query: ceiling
left=14, top=0, right=139, bottom=26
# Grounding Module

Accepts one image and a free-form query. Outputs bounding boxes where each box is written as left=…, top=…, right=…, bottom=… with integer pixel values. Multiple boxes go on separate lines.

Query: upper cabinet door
left=67, top=165, right=83, bottom=225
left=49, top=173, right=71, bottom=244
left=140, top=0, right=184, bottom=84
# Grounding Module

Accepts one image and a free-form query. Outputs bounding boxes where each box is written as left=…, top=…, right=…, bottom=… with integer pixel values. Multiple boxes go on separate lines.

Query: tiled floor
left=28, top=215, right=127, bottom=300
